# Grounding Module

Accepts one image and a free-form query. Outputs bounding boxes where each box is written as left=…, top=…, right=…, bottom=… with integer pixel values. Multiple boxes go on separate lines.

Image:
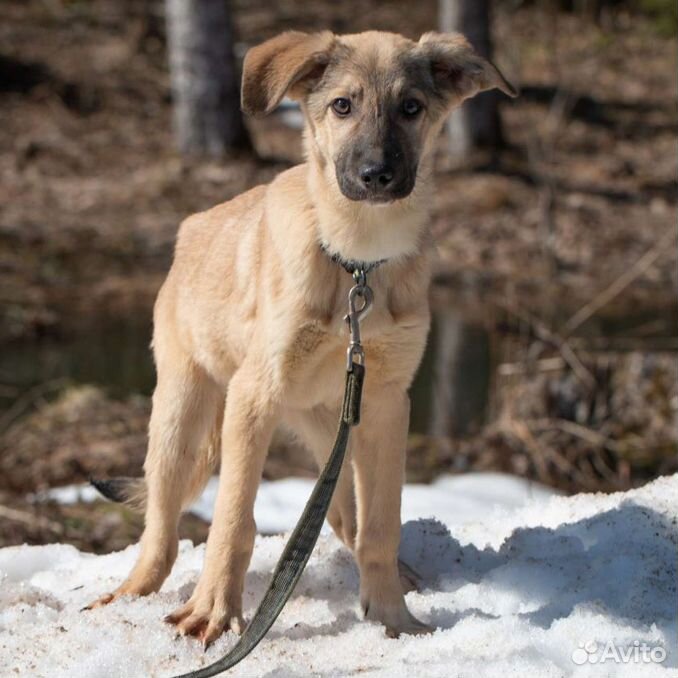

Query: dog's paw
left=385, top=614, right=434, bottom=638
left=165, top=585, right=245, bottom=647
left=82, top=548, right=178, bottom=612
left=82, top=591, right=118, bottom=611
left=362, top=593, right=433, bottom=638
left=82, top=581, right=144, bottom=611
left=82, top=568, right=169, bottom=611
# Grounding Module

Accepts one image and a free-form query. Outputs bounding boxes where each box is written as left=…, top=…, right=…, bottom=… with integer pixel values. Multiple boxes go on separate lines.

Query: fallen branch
left=497, top=356, right=565, bottom=376
left=507, top=418, right=600, bottom=491
left=0, top=378, right=67, bottom=435
left=0, top=504, right=64, bottom=535
left=562, top=227, right=675, bottom=337
left=527, top=417, right=632, bottom=455
left=497, top=301, right=595, bottom=388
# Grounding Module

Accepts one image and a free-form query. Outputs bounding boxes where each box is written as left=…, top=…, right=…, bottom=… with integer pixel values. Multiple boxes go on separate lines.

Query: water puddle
left=0, top=298, right=675, bottom=437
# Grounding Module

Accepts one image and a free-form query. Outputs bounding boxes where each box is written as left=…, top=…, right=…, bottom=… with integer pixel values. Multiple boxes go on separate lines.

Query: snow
left=37, top=472, right=556, bottom=535
left=4, top=473, right=677, bottom=677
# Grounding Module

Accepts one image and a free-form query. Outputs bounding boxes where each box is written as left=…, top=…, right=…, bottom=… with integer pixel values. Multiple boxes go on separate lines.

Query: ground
left=0, top=0, right=676, bottom=553
left=1, top=473, right=676, bottom=677
left=1, top=1, right=675, bottom=339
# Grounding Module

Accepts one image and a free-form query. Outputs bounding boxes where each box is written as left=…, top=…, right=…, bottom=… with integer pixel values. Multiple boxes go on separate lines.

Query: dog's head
left=242, top=31, right=516, bottom=204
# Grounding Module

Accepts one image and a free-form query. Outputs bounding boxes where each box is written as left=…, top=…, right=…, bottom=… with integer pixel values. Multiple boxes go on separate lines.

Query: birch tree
left=165, top=0, right=249, bottom=155
left=440, top=0, right=504, bottom=163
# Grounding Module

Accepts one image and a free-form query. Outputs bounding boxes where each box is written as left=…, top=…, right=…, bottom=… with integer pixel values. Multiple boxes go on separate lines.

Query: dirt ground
left=0, top=0, right=676, bottom=552
left=1, top=1, right=675, bottom=341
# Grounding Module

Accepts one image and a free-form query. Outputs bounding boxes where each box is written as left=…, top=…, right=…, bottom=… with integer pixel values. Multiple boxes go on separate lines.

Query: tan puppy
left=88, top=30, right=515, bottom=645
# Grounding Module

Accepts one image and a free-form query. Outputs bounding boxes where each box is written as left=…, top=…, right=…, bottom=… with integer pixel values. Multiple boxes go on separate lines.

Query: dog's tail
left=90, top=476, right=147, bottom=512
left=90, top=424, right=222, bottom=514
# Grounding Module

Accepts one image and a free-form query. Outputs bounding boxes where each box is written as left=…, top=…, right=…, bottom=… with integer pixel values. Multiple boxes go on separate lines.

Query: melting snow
left=3, top=473, right=677, bottom=677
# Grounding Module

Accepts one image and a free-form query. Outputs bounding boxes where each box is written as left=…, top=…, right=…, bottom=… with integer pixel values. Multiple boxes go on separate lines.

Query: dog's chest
left=282, top=306, right=427, bottom=409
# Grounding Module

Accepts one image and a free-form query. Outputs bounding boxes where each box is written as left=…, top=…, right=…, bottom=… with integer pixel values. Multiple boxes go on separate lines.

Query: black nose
left=359, top=163, right=394, bottom=188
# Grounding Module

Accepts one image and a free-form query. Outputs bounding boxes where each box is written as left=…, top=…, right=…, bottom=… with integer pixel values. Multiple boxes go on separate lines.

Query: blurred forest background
left=0, top=0, right=676, bottom=553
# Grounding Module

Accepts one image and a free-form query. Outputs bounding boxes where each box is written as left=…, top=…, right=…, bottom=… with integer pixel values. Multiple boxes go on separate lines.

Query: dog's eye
left=402, top=98, right=422, bottom=117
left=331, top=98, right=351, bottom=117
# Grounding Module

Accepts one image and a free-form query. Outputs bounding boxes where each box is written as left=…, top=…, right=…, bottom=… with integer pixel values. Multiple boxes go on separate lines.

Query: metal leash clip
left=345, top=268, right=373, bottom=371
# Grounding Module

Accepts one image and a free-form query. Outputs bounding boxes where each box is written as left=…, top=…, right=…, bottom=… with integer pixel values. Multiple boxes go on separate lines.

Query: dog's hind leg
left=284, top=406, right=420, bottom=594
left=286, top=406, right=358, bottom=551
left=87, top=348, right=223, bottom=609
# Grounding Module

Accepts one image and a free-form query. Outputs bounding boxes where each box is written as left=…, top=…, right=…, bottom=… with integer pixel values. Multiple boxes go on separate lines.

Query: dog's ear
left=418, top=32, right=517, bottom=103
left=241, top=31, right=335, bottom=117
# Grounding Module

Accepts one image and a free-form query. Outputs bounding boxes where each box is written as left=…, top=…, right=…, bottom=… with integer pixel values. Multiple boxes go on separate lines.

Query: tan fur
left=87, top=30, right=515, bottom=644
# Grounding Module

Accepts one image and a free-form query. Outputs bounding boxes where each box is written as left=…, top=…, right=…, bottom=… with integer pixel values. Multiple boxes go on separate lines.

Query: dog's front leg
left=166, top=364, right=280, bottom=646
left=353, top=389, right=432, bottom=637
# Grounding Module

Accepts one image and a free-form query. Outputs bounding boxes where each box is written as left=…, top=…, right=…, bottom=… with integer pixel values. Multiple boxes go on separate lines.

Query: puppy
left=88, top=30, right=515, bottom=644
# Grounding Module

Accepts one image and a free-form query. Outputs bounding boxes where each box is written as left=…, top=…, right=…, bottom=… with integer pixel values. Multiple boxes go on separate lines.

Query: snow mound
left=3, top=474, right=677, bottom=677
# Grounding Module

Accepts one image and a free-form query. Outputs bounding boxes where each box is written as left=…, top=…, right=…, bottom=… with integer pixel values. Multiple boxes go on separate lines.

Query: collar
left=319, top=243, right=387, bottom=276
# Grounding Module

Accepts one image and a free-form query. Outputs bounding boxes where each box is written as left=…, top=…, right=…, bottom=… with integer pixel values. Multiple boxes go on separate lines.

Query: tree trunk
left=165, top=0, right=249, bottom=156
left=428, top=310, right=491, bottom=439
left=429, top=310, right=464, bottom=439
left=439, top=0, right=503, bottom=164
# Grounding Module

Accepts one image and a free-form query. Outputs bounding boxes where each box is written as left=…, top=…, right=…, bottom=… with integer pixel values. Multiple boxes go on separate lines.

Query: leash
left=171, top=268, right=373, bottom=678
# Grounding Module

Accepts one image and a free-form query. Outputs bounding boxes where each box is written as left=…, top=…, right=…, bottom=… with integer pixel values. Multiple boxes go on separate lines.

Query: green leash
left=172, top=269, right=372, bottom=678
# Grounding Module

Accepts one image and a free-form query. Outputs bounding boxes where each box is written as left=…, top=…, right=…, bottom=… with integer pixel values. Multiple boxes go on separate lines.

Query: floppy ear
left=418, top=31, right=517, bottom=103
left=241, top=31, right=335, bottom=117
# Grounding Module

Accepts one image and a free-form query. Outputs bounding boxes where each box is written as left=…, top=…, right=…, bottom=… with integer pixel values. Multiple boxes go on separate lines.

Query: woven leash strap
left=171, top=363, right=365, bottom=678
